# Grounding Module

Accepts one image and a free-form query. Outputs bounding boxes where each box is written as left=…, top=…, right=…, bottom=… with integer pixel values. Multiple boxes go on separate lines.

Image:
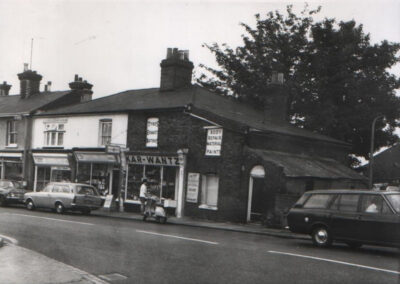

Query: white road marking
left=0, top=234, right=18, bottom=245
left=268, top=250, right=400, bottom=275
left=10, top=213, right=94, bottom=226
left=136, top=230, right=219, bottom=245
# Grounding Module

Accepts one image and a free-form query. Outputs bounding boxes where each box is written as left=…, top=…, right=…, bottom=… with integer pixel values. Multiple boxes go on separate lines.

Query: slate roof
left=247, top=148, right=366, bottom=180
left=37, top=85, right=347, bottom=145
left=0, top=91, right=70, bottom=117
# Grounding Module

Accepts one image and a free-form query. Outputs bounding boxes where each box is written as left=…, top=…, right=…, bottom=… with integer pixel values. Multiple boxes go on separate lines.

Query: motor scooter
left=142, top=194, right=167, bottom=224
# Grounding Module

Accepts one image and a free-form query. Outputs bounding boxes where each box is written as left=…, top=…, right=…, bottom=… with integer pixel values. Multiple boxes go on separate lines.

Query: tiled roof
left=37, top=85, right=347, bottom=144
left=247, top=148, right=366, bottom=180
left=0, top=91, right=70, bottom=116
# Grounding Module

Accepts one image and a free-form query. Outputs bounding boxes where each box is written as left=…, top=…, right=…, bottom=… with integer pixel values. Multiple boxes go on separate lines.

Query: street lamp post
left=368, top=115, right=385, bottom=189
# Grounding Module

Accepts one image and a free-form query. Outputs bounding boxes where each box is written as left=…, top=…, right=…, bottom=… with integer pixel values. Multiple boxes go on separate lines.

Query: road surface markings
left=10, top=213, right=94, bottom=226
left=0, top=234, right=18, bottom=245
left=136, top=230, right=219, bottom=245
left=268, top=250, right=400, bottom=275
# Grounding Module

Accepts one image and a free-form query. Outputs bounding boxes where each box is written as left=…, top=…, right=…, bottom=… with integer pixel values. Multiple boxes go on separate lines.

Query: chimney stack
left=69, top=74, right=93, bottom=102
left=17, top=63, right=42, bottom=99
left=160, top=47, right=194, bottom=92
left=263, top=72, right=289, bottom=123
left=0, top=81, right=11, bottom=96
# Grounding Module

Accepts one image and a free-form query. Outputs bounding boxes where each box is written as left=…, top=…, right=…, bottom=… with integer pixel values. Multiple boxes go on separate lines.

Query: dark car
left=0, top=180, right=27, bottom=207
left=287, top=189, right=400, bottom=248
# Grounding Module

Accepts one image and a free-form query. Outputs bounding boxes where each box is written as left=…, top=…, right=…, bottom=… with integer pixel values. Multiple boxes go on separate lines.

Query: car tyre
left=312, top=226, right=332, bottom=247
left=55, top=202, right=65, bottom=214
left=81, top=209, right=91, bottom=215
left=0, top=195, right=6, bottom=207
left=26, top=199, right=35, bottom=211
left=345, top=242, right=362, bottom=249
left=159, top=217, right=167, bottom=224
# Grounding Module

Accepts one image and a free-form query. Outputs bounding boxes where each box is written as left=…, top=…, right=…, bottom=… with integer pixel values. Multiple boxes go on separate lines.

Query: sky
left=0, top=0, right=399, bottom=125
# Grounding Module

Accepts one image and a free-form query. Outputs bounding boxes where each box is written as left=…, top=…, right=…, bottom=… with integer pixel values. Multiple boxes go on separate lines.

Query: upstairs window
left=146, top=117, right=159, bottom=148
left=99, top=119, right=112, bottom=146
left=44, top=123, right=65, bottom=147
left=6, top=120, right=17, bottom=146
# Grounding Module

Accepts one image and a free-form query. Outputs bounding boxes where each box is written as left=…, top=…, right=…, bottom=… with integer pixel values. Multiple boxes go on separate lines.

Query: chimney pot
left=23, top=63, right=29, bottom=71
left=74, top=74, right=79, bottom=81
left=79, top=77, right=82, bottom=82
left=166, top=48, right=173, bottom=59
left=44, top=85, right=48, bottom=92
left=47, top=81, right=52, bottom=86
left=183, top=50, right=189, bottom=61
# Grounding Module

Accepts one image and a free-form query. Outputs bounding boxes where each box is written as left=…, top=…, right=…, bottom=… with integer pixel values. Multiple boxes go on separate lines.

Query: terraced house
left=0, top=64, right=93, bottom=188
left=31, top=48, right=367, bottom=226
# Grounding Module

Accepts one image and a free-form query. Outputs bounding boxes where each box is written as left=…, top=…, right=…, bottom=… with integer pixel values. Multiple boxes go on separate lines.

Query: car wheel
left=312, top=226, right=332, bottom=247
left=0, top=196, right=6, bottom=207
left=81, top=209, right=91, bottom=215
left=345, top=242, right=362, bottom=249
left=55, top=203, right=65, bottom=214
left=143, top=214, right=147, bottom=221
left=159, top=217, right=167, bottom=224
left=26, top=199, right=35, bottom=210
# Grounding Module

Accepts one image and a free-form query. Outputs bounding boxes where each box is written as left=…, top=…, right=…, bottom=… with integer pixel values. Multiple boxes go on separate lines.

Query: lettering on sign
left=186, top=173, right=200, bottom=203
left=146, top=117, right=159, bottom=148
left=205, top=128, right=223, bottom=156
left=127, top=155, right=180, bottom=166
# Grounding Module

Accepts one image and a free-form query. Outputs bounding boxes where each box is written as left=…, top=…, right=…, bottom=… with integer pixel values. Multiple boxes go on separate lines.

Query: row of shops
left=1, top=149, right=183, bottom=213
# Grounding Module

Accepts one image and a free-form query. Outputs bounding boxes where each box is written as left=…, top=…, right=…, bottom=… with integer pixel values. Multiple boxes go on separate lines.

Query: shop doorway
left=247, top=165, right=266, bottom=222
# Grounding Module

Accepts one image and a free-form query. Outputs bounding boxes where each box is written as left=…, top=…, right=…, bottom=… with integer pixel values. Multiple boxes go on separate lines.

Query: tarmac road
left=0, top=206, right=399, bottom=284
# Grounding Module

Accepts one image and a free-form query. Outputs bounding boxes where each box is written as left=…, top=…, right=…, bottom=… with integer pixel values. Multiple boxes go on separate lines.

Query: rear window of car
left=303, top=194, right=334, bottom=209
left=360, top=195, right=392, bottom=214
left=330, top=194, right=359, bottom=212
left=0, top=181, right=14, bottom=188
left=76, top=186, right=97, bottom=195
left=386, top=194, right=400, bottom=213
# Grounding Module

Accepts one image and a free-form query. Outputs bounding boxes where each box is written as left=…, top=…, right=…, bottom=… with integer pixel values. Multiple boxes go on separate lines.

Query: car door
left=329, top=194, right=360, bottom=241
left=34, top=184, right=53, bottom=207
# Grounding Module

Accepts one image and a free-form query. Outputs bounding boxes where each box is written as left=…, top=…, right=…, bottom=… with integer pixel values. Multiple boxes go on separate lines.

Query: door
left=329, top=194, right=360, bottom=240
left=247, top=166, right=266, bottom=222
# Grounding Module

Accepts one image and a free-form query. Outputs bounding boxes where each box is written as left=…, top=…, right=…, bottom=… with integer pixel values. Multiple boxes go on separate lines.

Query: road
left=0, top=206, right=399, bottom=284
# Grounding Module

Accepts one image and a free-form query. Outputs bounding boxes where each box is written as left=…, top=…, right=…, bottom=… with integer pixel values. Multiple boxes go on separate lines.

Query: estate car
left=287, top=189, right=400, bottom=248
left=24, top=182, right=103, bottom=214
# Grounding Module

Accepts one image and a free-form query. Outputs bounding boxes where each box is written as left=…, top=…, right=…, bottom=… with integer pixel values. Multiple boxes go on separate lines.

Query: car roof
left=303, top=189, right=397, bottom=195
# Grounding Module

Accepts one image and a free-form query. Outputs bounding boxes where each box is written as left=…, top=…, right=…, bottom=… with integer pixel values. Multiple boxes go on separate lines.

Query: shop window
left=205, top=128, right=223, bottom=156
left=200, top=174, right=219, bottom=209
left=6, top=120, right=17, bottom=146
left=99, top=119, right=112, bottom=146
left=44, top=123, right=65, bottom=147
left=146, top=117, right=159, bottom=148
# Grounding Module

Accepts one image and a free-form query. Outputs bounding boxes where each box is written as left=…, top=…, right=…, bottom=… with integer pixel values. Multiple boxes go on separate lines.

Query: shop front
left=0, top=152, right=23, bottom=181
left=32, top=153, right=72, bottom=191
left=74, top=151, right=118, bottom=196
left=124, top=152, right=185, bottom=215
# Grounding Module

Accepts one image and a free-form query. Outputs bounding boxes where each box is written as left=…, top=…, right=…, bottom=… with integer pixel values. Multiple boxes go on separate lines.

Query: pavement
left=0, top=209, right=309, bottom=284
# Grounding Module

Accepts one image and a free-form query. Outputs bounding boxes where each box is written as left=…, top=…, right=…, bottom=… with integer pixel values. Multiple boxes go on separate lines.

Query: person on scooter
left=139, top=178, right=148, bottom=214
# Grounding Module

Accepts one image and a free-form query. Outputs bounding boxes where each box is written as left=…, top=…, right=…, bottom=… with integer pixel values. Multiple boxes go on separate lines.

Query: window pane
left=51, top=132, right=56, bottom=145
left=361, top=195, right=383, bottom=213
left=303, top=194, right=333, bottom=209
left=387, top=194, right=400, bottom=213
left=57, top=133, right=64, bottom=145
left=202, top=175, right=219, bottom=207
left=338, top=194, right=359, bottom=212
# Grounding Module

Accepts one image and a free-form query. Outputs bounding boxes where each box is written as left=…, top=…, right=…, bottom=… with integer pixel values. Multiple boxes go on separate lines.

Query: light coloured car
left=24, top=182, right=103, bottom=214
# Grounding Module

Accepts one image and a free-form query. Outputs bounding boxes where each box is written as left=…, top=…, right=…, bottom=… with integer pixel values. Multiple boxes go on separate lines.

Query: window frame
left=199, top=174, right=219, bottom=210
left=99, top=119, right=113, bottom=146
left=6, top=120, right=18, bottom=147
left=44, top=123, right=65, bottom=147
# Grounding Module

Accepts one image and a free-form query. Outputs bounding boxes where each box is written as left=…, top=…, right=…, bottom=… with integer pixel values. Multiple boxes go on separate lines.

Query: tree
left=198, top=5, right=400, bottom=166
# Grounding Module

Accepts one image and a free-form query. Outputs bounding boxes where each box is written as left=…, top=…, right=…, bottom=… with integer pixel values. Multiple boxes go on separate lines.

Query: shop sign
left=127, top=154, right=180, bottom=166
left=146, top=117, right=159, bottom=148
left=205, top=128, right=223, bottom=156
left=186, top=173, right=200, bottom=203
left=106, top=145, right=121, bottom=154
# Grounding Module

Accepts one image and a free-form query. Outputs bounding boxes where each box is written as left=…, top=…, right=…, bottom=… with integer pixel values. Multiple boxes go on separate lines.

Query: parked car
left=287, top=189, right=400, bottom=248
left=0, top=180, right=27, bottom=207
left=24, top=182, right=103, bottom=214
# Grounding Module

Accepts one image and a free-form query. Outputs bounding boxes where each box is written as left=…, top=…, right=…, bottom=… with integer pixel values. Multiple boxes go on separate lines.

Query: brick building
left=0, top=64, right=93, bottom=188
left=34, top=48, right=366, bottom=226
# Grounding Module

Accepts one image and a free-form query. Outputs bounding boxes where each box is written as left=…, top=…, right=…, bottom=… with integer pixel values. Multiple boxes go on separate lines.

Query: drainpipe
left=176, top=149, right=188, bottom=218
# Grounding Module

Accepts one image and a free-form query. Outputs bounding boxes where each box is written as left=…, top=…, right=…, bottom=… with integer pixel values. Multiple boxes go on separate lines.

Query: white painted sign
left=103, top=194, right=114, bottom=209
left=146, top=117, right=159, bottom=147
left=127, top=154, right=180, bottom=166
left=205, top=128, right=223, bottom=156
left=186, top=172, right=200, bottom=203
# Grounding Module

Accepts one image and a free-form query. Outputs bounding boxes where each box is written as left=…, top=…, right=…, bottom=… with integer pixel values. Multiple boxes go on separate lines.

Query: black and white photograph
left=0, top=0, right=399, bottom=283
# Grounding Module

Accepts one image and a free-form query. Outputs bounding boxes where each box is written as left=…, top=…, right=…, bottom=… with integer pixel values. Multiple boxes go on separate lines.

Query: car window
left=43, top=184, right=53, bottom=192
left=76, top=186, right=96, bottom=195
left=336, top=194, right=359, bottom=212
left=61, top=185, right=71, bottom=193
left=360, top=195, right=390, bottom=214
left=303, top=194, right=333, bottom=209
left=295, top=194, right=310, bottom=206
left=0, top=181, right=14, bottom=188
left=53, top=185, right=62, bottom=193
left=386, top=194, right=400, bottom=213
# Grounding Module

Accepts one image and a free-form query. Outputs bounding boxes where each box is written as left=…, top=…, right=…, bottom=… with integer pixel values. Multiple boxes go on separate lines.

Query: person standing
left=139, top=178, right=148, bottom=214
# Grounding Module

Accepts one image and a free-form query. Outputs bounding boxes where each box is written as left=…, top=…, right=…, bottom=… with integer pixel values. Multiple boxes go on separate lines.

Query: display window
left=36, top=166, right=72, bottom=191
left=77, top=163, right=110, bottom=196
left=3, top=160, right=23, bottom=181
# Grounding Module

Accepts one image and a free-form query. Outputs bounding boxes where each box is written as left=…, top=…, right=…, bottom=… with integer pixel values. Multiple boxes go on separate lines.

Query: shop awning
left=246, top=148, right=366, bottom=180
left=74, top=151, right=117, bottom=164
left=32, top=153, right=70, bottom=167
left=0, top=152, right=22, bottom=159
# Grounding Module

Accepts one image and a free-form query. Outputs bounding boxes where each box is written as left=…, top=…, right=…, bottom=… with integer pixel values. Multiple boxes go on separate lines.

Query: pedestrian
left=139, top=178, right=148, bottom=214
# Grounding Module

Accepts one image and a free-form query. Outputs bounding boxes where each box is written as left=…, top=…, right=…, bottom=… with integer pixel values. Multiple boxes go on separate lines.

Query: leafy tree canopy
left=198, top=4, right=400, bottom=166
